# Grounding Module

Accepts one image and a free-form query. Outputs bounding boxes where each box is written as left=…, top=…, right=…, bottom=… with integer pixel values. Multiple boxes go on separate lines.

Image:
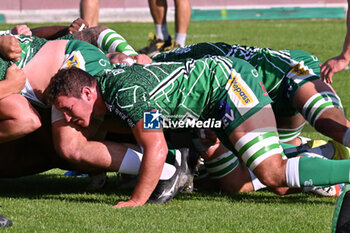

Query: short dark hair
left=46, top=67, right=96, bottom=104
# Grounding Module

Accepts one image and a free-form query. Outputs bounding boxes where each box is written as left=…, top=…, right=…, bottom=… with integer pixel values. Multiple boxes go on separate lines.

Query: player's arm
left=0, top=64, right=26, bottom=99
left=11, top=25, right=32, bottom=36
left=106, top=52, right=152, bottom=66
left=320, top=0, right=350, bottom=83
left=31, top=18, right=89, bottom=39
left=113, top=119, right=168, bottom=208
left=0, top=35, right=22, bottom=61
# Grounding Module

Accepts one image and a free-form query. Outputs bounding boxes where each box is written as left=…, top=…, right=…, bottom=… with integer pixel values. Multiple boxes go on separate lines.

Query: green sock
left=299, top=156, right=350, bottom=186
left=97, top=29, right=138, bottom=56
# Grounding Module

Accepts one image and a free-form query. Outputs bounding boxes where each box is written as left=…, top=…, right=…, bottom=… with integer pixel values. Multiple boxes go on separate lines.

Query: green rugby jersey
left=0, top=35, right=48, bottom=81
left=152, top=43, right=321, bottom=100
left=62, top=40, right=112, bottom=76
left=95, top=56, right=271, bottom=136
left=0, top=34, right=112, bottom=83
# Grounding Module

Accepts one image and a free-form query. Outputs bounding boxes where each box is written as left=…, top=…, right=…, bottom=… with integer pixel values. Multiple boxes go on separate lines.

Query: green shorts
left=272, top=49, right=321, bottom=117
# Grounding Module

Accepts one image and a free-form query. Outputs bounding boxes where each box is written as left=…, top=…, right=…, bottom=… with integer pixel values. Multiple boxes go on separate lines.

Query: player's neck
left=93, top=86, right=107, bottom=116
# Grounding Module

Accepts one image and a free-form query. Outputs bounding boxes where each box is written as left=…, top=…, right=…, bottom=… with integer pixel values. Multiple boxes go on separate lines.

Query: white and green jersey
left=0, top=35, right=48, bottom=81
left=95, top=56, right=272, bottom=151
left=61, top=40, right=112, bottom=76
left=0, top=35, right=113, bottom=107
left=152, top=42, right=322, bottom=116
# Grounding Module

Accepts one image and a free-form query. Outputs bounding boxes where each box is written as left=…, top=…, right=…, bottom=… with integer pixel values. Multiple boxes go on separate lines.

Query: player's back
left=95, top=56, right=265, bottom=129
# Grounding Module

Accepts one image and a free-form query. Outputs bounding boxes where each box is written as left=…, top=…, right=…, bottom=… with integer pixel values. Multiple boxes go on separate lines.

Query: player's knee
left=258, top=173, right=284, bottom=188
left=253, top=156, right=287, bottom=188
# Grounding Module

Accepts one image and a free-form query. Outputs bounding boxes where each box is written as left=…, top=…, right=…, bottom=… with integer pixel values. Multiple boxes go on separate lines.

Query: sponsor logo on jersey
left=62, top=51, right=86, bottom=71
left=225, top=70, right=259, bottom=115
left=227, top=73, right=252, bottom=105
left=290, top=63, right=309, bottom=76
left=217, top=98, right=235, bottom=129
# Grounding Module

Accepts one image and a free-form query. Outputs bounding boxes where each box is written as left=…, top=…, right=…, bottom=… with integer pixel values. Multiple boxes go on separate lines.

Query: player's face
left=55, top=95, right=93, bottom=127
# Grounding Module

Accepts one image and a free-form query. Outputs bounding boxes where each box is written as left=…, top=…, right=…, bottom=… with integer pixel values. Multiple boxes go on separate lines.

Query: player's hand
left=198, top=129, right=220, bottom=148
left=107, top=52, right=137, bottom=66
left=112, top=199, right=143, bottom=208
left=131, top=54, right=152, bottom=64
left=11, top=25, right=32, bottom=36
left=0, top=35, right=22, bottom=61
left=68, top=18, right=89, bottom=34
left=5, top=64, right=26, bottom=94
left=320, top=56, right=350, bottom=83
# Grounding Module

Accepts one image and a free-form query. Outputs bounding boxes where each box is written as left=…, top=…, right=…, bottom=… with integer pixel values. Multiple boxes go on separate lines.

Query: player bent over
left=46, top=55, right=350, bottom=208
left=152, top=43, right=349, bottom=151
left=0, top=33, right=189, bottom=204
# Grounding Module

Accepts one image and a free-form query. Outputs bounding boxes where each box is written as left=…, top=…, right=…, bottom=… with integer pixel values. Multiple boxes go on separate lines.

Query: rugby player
left=148, top=42, right=350, bottom=196
left=0, top=29, right=191, bottom=204
left=47, top=55, right=350, bottom=208
left=151, top=42, right=348, bottom=148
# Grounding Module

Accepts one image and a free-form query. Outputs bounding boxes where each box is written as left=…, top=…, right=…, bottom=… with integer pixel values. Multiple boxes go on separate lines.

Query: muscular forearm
left=339, top=1, right=350, bottom=60
left=0, top=79, right=17, bottom=99
left=130, top=143, right=168, bottom=205
left=31, top=26, right=69, bottom=40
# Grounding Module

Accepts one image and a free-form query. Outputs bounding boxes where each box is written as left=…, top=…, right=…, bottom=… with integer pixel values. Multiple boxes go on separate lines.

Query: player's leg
left=52, top=109, right=188, bottom=180
left=173, top=0, right=191, bottom=47
left=201, top=142, right=255, bottom=193
left=0, top=94, right=41, bottom=142
left=275, top=113, right=306, bottom=145
left=293, top=78, right=349, bottom=144
left=285, top=50, right=350, bottom=146
left=80, top=0, right=99, bottom=27
left=0, top=108, right=69, bottom=178
left=229, top=105, right=350, bottom=190
left=138, top=0, right=172, bottom=56
left=70, top=26, right=138, bottom=56
left=193, top=130, right=260, bottom=193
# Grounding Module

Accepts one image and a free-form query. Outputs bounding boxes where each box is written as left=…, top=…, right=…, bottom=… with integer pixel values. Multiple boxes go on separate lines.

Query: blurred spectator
left=139, top=0, right=191, bottom=56
left=80, top=0, right=100, bottom=27
left=321, top=0, right=350, bottom=83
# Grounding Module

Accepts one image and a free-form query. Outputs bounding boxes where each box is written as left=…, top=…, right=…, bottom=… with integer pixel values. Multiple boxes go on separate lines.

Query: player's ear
left=81, top=86, right=93, bottom=101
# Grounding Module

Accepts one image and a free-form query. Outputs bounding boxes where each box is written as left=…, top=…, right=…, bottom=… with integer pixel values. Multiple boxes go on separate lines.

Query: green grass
left=0, top=19, right=349, bottom=232
left=0, top=170, right=337, bottom=232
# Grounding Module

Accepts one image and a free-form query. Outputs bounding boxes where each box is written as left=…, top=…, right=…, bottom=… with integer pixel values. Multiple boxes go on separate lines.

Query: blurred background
left=0, top=0, right=347, bottom=24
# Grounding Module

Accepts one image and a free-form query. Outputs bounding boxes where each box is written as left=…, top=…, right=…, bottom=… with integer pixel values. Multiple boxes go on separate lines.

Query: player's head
left=46, top=67, right=97, bottom=127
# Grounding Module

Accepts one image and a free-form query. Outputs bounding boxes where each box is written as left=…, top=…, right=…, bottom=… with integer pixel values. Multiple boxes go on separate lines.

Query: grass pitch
left=1, top=19, right=349, bottom=232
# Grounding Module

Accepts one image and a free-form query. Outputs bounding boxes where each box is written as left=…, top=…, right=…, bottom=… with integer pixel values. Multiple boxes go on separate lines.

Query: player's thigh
left=275, top=113, right=305, bottom=130
left=228, top=106, right=286, bottom=186
left=275, top=113, right=306, bottom=144
left=292, top=78, right=338, bottom=110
